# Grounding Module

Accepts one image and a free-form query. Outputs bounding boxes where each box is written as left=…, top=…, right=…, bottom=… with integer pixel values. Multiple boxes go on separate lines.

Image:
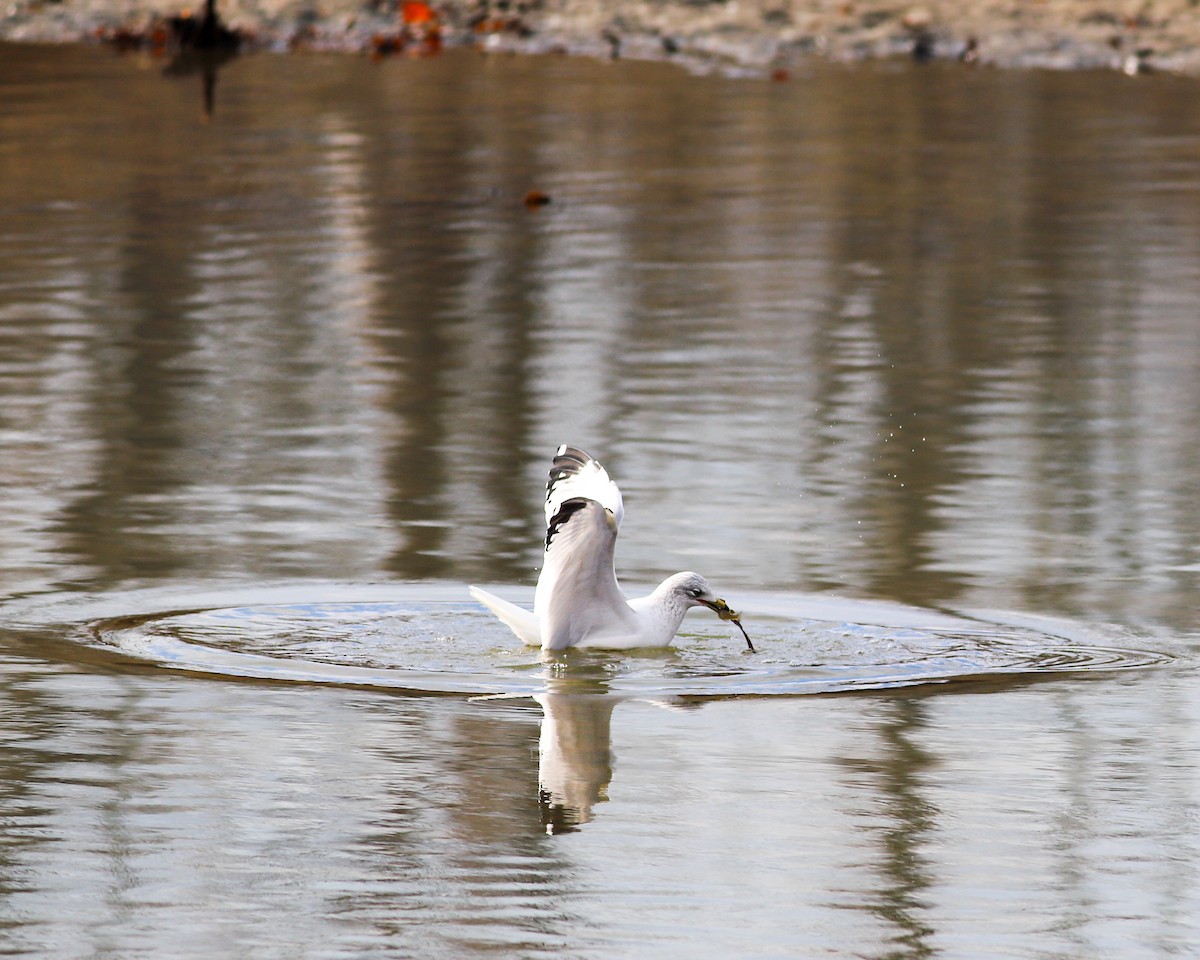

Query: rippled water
left=4, top=40, right=1200, bottom=957
left=5, top=584, right=1173, bottom=698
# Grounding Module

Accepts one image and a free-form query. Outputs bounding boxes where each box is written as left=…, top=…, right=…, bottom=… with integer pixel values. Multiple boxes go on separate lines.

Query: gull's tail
left=468, top=586, right=541, bottom=647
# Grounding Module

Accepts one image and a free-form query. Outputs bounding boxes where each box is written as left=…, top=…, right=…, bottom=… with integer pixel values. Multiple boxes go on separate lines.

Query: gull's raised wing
left=535, top=447, right=636, bottom=650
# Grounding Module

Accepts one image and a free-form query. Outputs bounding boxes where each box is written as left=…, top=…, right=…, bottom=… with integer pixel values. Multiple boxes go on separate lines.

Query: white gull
left=470, top=446, right=753, bottom=652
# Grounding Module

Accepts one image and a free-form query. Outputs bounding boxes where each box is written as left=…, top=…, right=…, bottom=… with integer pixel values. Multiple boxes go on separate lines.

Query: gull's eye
left=687, top=587, right=702, bottom=598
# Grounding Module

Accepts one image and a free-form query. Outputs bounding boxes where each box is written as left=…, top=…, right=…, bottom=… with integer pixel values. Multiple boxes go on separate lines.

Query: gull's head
left=670, top=572, right=724, bottom=611
left=668, top=572, right=755, bottom=652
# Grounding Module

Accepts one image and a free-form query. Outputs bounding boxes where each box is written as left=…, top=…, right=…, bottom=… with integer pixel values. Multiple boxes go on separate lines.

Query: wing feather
left=545, top=446, right=623, bottom=530
left=536, top=447, right=635, bottom=650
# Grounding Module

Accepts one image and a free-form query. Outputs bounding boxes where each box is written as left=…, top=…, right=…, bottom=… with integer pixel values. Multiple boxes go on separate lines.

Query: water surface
left=3, top=41, right=1200, bottom=958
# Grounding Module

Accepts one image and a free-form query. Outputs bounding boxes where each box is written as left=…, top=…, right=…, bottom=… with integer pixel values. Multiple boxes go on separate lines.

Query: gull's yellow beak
left=708, top=598, right=739, bottom=621
left=700, top=597, right=755, bottom=653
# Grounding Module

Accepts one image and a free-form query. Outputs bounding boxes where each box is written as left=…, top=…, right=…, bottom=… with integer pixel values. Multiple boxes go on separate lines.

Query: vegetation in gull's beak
left=700, top=597, right=756, bottom=653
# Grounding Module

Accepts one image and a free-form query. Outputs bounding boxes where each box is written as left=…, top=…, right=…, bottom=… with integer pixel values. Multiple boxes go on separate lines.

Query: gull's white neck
left=624, top=576, right=695, bottom=646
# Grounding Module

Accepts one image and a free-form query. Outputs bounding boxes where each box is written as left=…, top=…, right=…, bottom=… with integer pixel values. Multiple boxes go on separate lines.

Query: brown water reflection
left=4, top=46, right=1200, bottom=620
left=3, top=41, right=1200, bottom=958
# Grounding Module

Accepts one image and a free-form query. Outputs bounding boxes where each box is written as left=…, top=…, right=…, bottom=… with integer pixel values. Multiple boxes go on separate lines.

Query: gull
left=470, top=446, right=754, bottom=652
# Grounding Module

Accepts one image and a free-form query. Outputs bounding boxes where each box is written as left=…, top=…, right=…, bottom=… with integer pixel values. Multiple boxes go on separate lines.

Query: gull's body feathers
left=471, top=446, right=750, bottom=651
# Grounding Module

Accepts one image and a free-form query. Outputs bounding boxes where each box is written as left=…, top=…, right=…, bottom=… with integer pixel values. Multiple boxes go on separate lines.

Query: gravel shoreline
left=3, top=0, right=1199, bottom=76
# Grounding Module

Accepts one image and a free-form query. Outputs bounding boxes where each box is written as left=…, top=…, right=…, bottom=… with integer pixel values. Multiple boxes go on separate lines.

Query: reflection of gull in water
left=535, top=692, right=616, bottom=833
left=471, top=446, right=754, bottom=651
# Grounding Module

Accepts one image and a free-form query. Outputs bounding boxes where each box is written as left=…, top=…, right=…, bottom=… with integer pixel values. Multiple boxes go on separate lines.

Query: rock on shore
left=3, top=0, right=1200, bottom=75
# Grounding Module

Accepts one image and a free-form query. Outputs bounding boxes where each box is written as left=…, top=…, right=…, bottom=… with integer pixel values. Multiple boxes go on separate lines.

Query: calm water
left=3, top=40, right=1200, bottom=957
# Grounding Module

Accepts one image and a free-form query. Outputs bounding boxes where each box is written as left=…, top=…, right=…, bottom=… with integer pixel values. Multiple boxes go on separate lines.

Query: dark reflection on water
left=3, top=41, right=1200, bottom=958
left=841, top=699, right=939, bottom=958
left=3, top=45, right=1200, bottom=622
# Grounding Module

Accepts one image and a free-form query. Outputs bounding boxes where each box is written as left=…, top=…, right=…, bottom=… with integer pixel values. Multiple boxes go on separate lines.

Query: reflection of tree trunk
left=356, top=64, right=542, bottom=583
left=54, top=179, right=206, bottom=582
left=845, top=698, right=938, bottom=958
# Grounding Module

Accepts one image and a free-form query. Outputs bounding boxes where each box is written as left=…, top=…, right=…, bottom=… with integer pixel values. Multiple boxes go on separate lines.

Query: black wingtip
left=545, top=497, right=590, bottom=549
left=553, top=445, right=592, bottom=467
left=547, top=446, right=595, bottom=499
